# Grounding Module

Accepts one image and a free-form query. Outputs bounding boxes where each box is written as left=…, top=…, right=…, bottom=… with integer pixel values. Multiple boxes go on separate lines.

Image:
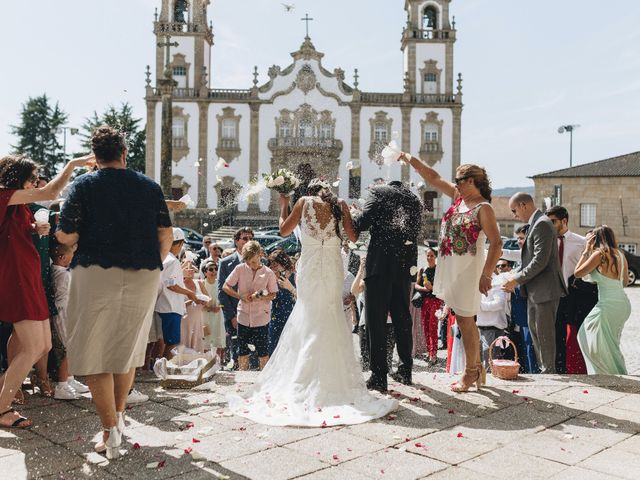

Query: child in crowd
left=181, top=259, right=207, bottom=352
left=199, top=260, right=226, bottom=362
left=50, top=241, right=89, bottom=399
left=223, top=241, right=278, bottom=370
left=155, top=228, right=200, bottom=358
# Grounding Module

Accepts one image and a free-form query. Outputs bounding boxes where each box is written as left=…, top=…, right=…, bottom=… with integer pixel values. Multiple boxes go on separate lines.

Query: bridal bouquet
left=262, top=168, right=301, bottom=197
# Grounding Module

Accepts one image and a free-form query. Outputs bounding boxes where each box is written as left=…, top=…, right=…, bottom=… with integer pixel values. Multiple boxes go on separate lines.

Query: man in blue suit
left=217, top=227, right=254, bottom=367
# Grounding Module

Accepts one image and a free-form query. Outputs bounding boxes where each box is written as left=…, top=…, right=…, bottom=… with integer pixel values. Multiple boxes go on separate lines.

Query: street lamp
left=557, top=124, right=580, bottom=167
left=57, top=126, right=79, bottom=162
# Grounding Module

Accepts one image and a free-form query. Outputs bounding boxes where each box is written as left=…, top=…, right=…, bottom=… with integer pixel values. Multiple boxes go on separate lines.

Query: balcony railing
left=218, top=138, right=239, bottom=150
left=268, top=137, right=342, bottom=149
left=208, top=89, right=252, bottom=100
left=154, top=21, right=211, bottom=35
left=360, top=92, right=457, bottom=104
left=173, top=137, right=188, bottom=148
left=420, top=142, right=442, bottom=153
left=404, top=28, right=456, bottom=41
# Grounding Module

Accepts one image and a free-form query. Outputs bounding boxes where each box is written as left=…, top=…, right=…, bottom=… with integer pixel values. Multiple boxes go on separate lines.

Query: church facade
left=145, top=0, right=462, bottom=220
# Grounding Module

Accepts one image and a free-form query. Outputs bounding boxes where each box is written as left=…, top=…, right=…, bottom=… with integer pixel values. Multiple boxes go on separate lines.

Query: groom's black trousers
left=364, top=273, right=413, bottom=383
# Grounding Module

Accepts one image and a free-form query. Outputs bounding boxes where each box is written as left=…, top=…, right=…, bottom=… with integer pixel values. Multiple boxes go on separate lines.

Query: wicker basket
left=488, top=336, right=520, bottom=380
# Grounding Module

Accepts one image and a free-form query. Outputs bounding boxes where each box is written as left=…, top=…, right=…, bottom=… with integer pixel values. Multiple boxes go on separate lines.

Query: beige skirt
left=66, top=265, right=160, bottom=375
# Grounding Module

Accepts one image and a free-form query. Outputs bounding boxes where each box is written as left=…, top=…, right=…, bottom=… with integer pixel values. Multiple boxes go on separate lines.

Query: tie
left=558, top=235, right=565, bottom=267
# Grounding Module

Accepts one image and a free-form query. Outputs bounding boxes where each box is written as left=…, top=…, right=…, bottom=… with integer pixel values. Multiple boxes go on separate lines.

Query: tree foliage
left=81, top=103, right=146, bottom=172
left=11, top=94, right=68, bottom=177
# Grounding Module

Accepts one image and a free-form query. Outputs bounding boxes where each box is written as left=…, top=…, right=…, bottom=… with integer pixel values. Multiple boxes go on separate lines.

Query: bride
left=227, top=179, right=397, bottom=427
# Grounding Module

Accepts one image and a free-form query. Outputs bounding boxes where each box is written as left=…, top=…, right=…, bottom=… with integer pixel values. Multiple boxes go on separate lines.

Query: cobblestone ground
left=0, top=286, right=638, bottom=479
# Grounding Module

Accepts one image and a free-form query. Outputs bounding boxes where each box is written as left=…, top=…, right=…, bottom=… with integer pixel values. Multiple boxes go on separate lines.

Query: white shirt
left=559, top=230, right=586, bottom=285
left=155, top=253, right=187, bottom=315
left=476, top=276, right=509, bottom=329
left=527, top=209, right=540, bottom=228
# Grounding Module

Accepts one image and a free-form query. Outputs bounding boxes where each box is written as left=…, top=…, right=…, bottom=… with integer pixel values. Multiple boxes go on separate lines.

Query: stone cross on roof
left=300, top=13, right=314, bottom=38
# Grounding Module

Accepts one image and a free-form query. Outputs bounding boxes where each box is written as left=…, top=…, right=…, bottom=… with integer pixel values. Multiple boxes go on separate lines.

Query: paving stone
left=423, top=466, right=488, bottom=480
left=480, top=404, right=569, bottom=431
left=220, top=446, right=326, bottom=480
left=548, top=466, right=622, bottom=480
left=341, top=447, right=448, bottom=479
left=341, top=418, right=435, bottom=447
left=244, top=423, right=326, bottom=447
left=31, top=413, right=105, bottom=445
left=612, top=433, right=640, bottom=453
left=547, top=418, right=634, bottom=447
left=0, top=427, right=55, bottom=453
left=544, top=386, right=628, bottom=412
left=297, top=465, right=373, bottom=480
left=1, top=452, right=28, bottom=479
left=578, top=406, right=640, bottom=433
left=40, top=463, right=119, bottom=479
left=452, top=417, right=541, bottom=443
left=15, top=444, right=85, bottom=478
left=285, top=430, right=382, bottom=465
left=509, top=429, right=607, bottom=465
left=124, top=401, right=185, bottom=425
left=607, top=393, right=640, bottom=413
left=179, top=428, right=276, bottom=464
left=460, top=448, right=567, bottom=479
left=103, top=447, right=198, bottom=479
left=400, top=427, right=499, bottom=465
left=577, top=448, right=640, bottom=480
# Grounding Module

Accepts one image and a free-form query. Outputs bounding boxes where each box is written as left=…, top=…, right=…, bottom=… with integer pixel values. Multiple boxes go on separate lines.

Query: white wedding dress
left=227, top=197, right=398, bottom=426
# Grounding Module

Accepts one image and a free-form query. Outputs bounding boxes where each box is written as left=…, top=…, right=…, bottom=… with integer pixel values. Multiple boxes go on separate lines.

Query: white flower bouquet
left=262, top=168, right=301, bottom=197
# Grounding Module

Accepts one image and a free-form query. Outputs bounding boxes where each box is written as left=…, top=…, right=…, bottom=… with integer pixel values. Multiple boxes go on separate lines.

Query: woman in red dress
left=0, top=153, right=92, bottom=428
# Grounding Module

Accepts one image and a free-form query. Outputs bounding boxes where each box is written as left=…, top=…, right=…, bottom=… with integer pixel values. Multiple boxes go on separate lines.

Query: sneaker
left=127, top=388, right=149, bottom=404
left=67, top=377, right=90, bottom=393
left=54, top=382, right=79, bottom=400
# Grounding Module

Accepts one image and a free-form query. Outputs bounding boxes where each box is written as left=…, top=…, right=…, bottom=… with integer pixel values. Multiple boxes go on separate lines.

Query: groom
left=353, top=180, right=422, bottom=392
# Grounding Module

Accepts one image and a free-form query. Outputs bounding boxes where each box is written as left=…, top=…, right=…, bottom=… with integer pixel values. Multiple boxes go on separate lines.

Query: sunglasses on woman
left=206, top=268, right=217, bottom=273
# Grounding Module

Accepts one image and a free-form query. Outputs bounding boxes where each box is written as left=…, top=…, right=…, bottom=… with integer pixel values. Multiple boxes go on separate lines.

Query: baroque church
left=144, top=0, right=462, bottom=221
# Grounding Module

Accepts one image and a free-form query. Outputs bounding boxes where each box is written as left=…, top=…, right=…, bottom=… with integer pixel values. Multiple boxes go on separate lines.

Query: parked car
left=254, top=234, right=284, bottom=249
left=180, top=227, right=204, bottom=250
left=503, top=238, right=519, bottom=250
left=264, top=235, right=301, bottom=257
left=623, top=249, right=640, bottom=286
left=255, top=228, right=281, bottom=236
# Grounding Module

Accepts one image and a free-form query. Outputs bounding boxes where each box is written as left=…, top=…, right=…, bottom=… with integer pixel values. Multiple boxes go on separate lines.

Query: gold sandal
left=450, top=365, right=485, bottom=393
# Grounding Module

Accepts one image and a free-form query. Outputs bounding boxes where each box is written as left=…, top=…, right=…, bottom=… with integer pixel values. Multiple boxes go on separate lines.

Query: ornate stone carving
left=215, top=107, right=242, bottom=162
left=419, top=111, right=444, bottom=166
left=296, top=64, right=317, bottom=94
left=368, top=111, right=393, bottom=165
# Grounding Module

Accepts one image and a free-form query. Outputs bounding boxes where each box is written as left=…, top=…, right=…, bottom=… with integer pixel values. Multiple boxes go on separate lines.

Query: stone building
left=533, top=151, right=640, bottom=254
left=491, top=196, right=523, bottom=238
left=144, top=0, right=463, bottom=220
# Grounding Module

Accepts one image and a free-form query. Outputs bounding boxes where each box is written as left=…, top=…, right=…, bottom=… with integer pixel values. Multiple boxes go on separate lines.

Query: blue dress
left=577, top=251, right=631, bottom=374
left=268, top=273, right=296, bottom=355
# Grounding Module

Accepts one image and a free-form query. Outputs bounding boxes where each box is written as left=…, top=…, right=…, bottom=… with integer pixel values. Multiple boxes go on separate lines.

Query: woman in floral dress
left=400, top=155, right=502, bottom=392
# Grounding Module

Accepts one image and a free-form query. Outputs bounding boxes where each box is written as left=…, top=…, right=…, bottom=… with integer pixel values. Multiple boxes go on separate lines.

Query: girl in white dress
left=199, top=260, right=225, bottom=360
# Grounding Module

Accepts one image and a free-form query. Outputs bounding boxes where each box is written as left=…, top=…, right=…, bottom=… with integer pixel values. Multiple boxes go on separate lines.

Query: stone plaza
left=1, top=286, right=639, bottom=479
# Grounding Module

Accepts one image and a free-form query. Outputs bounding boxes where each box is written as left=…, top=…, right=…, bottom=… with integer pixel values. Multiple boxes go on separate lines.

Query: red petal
left=203, top=399, right=210, bottom=404
left=381, top=469, right=385, bottom=474
left=583, top=390, right=589, bottom=394
left=184, top=447, right=193, bottom=454
left=158, top=460, right=166, bottom=468
left=414, top=442, right=424, bottom=448
left=448, top=409, right=454, bottom=414
left=132, top=442, right=141, bottom=450
left=456, top=432, right=464, bottom=438
left=333, top=415, right=340, bottom=419
left=523, top=397, right=529, bottom=401
left=332, top=454, right=339, bottom=460
left=387, top=414, right=397, bottom=420
left=192, top=438, right=201, bottom=443
left=239, top=426, right=246, bottom=431
left=560, top=448, right=566, bottom=452
left=321, top=421, right=327, bottom=428
left=347, top=448, right=353, bottom=452
left=126, top=405, right=133, bottom=411
left=511, top=389, right=520, bottom=394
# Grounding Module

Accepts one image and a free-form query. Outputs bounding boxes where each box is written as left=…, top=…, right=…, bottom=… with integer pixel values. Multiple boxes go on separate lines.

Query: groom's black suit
left=353, top=181, right=422, bottom=389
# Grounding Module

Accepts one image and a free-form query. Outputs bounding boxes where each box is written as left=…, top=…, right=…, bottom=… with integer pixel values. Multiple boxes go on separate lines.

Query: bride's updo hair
left=307, top=177, right=343, bottom=238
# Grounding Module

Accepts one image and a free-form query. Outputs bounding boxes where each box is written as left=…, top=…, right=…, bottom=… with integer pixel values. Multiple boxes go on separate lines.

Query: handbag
left=411, top=290, right=424, bottom=308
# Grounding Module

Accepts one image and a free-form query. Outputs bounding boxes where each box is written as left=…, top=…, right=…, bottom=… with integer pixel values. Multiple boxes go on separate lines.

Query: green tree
left=81, top=103, right=146, bottom=172
left=11, top=94, right=68, bottom=177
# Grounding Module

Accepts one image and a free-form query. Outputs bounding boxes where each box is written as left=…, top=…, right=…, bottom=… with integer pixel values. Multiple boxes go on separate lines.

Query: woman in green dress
left=575, top=226, right=631, bottom=374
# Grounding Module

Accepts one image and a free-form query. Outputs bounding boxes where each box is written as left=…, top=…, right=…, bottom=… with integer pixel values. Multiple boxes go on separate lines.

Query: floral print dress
left=432, top=197, right=489, bottom=317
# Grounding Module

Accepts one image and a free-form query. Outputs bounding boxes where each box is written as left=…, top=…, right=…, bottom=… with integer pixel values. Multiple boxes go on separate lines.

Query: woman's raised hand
left=69, top=154, right=96, bottom=169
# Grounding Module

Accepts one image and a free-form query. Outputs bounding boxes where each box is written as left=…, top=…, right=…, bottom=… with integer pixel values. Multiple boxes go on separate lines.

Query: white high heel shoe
left=105, top=426, right=122, bottom=460
left=94, top=413, right=125, bottom=455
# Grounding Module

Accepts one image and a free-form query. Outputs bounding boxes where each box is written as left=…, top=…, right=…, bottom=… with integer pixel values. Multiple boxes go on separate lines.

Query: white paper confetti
left=404, top=240, right=413, bottom=245
left=409, top=266, right=419, bottom=276
left=247, top=344, right=256, bottom=352
left=346, top=161, right=354, bottom=170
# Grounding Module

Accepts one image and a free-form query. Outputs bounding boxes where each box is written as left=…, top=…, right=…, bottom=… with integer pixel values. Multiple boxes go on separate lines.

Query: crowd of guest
left=0, top=127, right=634, bottom=456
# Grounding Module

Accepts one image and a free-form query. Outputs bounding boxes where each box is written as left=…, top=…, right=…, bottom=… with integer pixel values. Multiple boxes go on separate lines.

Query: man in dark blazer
left=217, top=227, right=254, bottom=366
left=353, top=181, right=422, bottom=392
left=504, top=193, right=567, bottom=373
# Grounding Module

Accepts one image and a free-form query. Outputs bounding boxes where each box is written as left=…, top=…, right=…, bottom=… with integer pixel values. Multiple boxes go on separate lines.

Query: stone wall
left=534, top=176, right=639, bottom=249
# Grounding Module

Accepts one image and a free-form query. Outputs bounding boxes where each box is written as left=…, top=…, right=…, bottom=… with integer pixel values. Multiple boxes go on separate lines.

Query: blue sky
left=1, top=0, right=639, bottom=188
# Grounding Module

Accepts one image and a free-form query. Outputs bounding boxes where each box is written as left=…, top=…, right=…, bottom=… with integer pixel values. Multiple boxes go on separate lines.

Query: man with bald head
left=503, top=193, right=567, bottom=373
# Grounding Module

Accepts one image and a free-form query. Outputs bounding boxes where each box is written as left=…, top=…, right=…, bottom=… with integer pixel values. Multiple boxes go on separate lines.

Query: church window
left=419, top=112, right=443, bottom=166
left=374, top=123, right=388, bottom=142
left=222, top=119, right=236, bottom=139
left=299, top=120, right=313, bottom=139
left=279, top=121, right=292, bottom=138
left=173, top=66, right=186, bottom=76
left=420, top=60, right=441, bottom=95
left=319, top=123, right=332, bottom=140
left=172, top=118, right=185, bottom=140
left=424, top=73, right=436, bottom=82
left=424, top=125, right=438, bottom=143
